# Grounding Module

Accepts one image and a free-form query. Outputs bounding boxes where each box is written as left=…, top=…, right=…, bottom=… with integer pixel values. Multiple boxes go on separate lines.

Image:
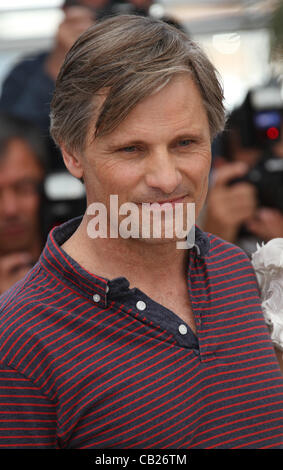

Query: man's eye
left=178, top=139, right=192, bottom=147
left=119, top=146, right=137, bottom=153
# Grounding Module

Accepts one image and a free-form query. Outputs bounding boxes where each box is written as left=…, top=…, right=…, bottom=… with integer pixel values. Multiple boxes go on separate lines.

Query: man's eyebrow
left=106, top=139, right=145, bottom=149
left=107, top=131, right=204, bottom=149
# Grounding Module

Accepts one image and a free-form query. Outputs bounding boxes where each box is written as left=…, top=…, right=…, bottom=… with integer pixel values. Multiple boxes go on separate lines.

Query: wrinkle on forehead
left=86, top=74, right=207, bottom=146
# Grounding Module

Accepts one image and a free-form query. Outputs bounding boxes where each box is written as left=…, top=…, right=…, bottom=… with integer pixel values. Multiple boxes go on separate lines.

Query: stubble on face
left=76, top=74, right=212, bottom=246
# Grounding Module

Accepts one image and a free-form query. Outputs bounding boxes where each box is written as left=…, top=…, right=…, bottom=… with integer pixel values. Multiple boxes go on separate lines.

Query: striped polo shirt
left=0, top=217, right=282, bottom=449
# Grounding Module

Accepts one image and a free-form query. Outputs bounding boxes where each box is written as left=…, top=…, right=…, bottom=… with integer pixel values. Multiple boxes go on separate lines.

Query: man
left=0, top=114, right=46, bottom=294
left=0, top=15, right=282, bottom=449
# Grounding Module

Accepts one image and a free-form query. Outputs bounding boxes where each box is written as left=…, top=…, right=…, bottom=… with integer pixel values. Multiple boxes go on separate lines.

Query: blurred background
left=0, top=0, right=283, bottom=294
left=0, top=0, right=280, bottom=110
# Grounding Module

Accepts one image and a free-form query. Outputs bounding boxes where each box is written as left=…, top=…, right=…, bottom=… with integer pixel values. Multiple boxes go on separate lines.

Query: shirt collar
left=194, top=225, right=210, bottom=257
left=39, top=217, right=210, bottom=303
left=39, top=217, right=108, bottom=303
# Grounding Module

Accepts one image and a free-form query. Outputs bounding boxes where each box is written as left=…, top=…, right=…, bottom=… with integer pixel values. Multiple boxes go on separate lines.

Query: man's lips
left=137, top=195, right=188, bottom=206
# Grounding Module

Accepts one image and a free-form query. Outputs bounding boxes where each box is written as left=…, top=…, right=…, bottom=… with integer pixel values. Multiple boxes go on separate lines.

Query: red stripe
left=46, top=243, right=105, bottom=295
left=0, top=419, right=55, bottom=423
left=133, top=403, right=283, bottom=449
left=191, top=265, right=250, bottom=278
left=50, top=319, right=145, bottom=397
left=58, top=328, right=171, bottom=424
left=12, top=295, right=82, bottom=368
left=35, top=303, right=119, bottom=386
left=191, top=280, right=255, bottom=296
left=190, top=273, right=253, bottom=289
left=40, top=254, right=92, bottom=302
left=202, top=336, right=270, bottom=351
left=0, top=410, right=56, bottom=415
left=206, top=246, right=235, bottom=258
left=192, top=295, right=260, bottom=310
left=201, top=317, right=264, bottom=335
left=50, top=228, right=107, bottom=285
left=205, top=252, right=246, bottom=265
left=72, top=350, right=196, bottom=438
left=78, top=368, right=281, bottom=447
left=192, top=409, right=282, bottom=443
left=259, top=437, right=283, bottom=449
left=0, top=426, right=56, bottom=430
left=0, top=272, right=53, bottom=328
left=158, top=396, right=283, bottom=449
left=194, top=288, right=259, bottom=304
left=1, top=288, right=71, bottom=362
left=76, top=356, right=280, bottom=436
left=203, top=310, right=261, bottom=324
left=0, top=443, right=55, bottom=447
left=204, top=423, right=283, bottom=448
left=201, top=323, right=267, bottom=340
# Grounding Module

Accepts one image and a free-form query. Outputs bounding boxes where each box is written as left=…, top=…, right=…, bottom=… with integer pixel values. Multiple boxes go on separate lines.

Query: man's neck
left=62, top=215, right=189, bottom=288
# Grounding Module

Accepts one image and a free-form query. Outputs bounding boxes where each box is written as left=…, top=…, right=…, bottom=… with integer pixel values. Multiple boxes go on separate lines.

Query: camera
left=231, top=154, right=283, bottom=212
left=223, top=83, right=283, bottom=213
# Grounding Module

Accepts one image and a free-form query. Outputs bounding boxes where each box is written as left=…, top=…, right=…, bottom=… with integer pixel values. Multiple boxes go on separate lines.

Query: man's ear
left=60, top=144, right=83, bottom=179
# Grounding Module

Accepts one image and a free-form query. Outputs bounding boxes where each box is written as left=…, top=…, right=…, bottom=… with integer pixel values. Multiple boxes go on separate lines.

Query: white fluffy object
left=251, top=238, right=283, bottom=351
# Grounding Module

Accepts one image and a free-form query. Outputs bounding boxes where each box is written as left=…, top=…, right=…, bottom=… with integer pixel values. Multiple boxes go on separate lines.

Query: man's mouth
left=137, top=195, right=188, bottom=208
left=155, top=195, right=187, bottom=206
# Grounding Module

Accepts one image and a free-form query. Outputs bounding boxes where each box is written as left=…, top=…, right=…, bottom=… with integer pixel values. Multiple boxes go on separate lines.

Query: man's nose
left=144, top=149, right=182, bottom=195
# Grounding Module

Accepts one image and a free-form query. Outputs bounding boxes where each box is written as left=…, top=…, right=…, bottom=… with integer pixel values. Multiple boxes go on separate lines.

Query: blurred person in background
left=0, top=0, right=101, bottom=170
left=201, top=86, right=283, bottom=255
left=0, top=113, right=46, bottom=294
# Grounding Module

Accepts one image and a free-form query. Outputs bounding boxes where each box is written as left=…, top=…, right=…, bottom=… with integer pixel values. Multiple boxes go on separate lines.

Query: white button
left=105, top=285, right=109, bottom=293
left=136, top=300, right=146, bottom=311
left=179, top=324, right=187, bottom=335
left=93, top=294, right=101, bottom=303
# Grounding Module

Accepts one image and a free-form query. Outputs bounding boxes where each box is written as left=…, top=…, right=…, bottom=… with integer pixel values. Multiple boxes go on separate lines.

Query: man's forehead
left=87, top=75, right=208, bottom=144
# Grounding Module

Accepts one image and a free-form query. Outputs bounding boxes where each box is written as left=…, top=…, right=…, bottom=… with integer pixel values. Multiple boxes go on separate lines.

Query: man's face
left=67, top=74, right=211, bottom=243
left=0, top=138, right=43, bottom=255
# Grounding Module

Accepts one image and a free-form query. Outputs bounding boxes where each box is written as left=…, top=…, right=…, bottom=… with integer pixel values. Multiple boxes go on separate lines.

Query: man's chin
left=125, top=233, right=189, bottom=247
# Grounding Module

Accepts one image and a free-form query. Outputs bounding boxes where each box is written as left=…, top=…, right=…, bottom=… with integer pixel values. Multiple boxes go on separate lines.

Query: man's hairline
left=60, top=71, right=213, bottom=156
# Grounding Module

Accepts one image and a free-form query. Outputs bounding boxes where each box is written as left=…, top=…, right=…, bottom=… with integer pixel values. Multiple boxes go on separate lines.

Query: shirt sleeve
left=0, top=363, right=57, bottom=448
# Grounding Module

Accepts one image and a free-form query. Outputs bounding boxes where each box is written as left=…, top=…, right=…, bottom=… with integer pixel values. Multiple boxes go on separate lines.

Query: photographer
left=202, top=86, right=283, bottom=254
left=0, top=114, right=46, bottom=294
left=0, top=1, right=98, bottom=170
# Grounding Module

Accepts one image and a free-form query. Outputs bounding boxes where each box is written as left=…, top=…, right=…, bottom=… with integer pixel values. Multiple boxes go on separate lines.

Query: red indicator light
left=266, top=127, right=279, bottom=140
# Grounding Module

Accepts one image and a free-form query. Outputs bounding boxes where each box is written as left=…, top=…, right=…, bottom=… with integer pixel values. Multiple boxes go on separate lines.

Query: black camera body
left=230, top=152, right=283, bottom=212
left=225, top=84, right=283, bottom=213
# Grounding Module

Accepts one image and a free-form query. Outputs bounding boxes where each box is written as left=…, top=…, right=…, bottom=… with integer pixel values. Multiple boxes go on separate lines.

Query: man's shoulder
left=205, top=231, right=252, bottom=262
left=0, top=262, right=42, bottom=311
left=0, top=260, right=65, bottom=377
left=202, top=231, right=257, bottom=282
left=0, top=260, right=59, bottom=345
